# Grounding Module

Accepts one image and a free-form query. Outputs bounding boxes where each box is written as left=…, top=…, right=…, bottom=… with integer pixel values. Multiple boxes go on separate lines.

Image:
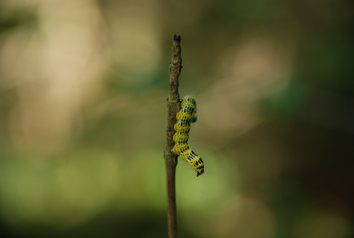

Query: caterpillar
left=171, top=96, right=204, bottom=176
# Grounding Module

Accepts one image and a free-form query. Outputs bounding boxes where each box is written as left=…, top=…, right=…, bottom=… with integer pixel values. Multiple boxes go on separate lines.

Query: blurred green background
left=0, top=0, right=353, bottom=237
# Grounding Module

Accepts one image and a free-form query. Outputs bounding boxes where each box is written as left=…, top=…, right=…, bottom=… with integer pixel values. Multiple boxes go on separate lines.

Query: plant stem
left=164, top=34, right=182, bottom=238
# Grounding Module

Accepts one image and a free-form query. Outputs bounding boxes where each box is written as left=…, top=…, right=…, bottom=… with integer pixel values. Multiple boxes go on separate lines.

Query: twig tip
left=173, top=34, right=181, bottom=43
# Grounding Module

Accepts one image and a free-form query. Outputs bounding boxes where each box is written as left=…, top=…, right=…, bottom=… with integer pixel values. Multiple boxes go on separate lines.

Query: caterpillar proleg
left=171, top=96, right=204, bottom=176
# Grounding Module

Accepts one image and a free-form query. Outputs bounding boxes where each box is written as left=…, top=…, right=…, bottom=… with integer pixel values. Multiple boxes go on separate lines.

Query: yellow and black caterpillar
left=171, top=96, right=204, bottom=176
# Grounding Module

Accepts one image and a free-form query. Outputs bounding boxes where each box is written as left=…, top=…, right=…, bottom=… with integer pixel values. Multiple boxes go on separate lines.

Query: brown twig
left=164, top=34, right=182, bottom=238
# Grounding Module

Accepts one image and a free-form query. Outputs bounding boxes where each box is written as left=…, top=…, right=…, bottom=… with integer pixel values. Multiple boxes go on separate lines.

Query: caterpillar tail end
left=195, top=161, right=204, bottom=177
left=196, top=169, right=204, bottom=177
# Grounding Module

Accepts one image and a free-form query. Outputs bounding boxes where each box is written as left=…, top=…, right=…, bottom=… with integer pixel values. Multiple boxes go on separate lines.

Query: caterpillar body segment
left=180, top=149, right=204, bottom=177
left=174, top=123, right=190, bottom=134
left=171, top=139, right=189, bottom=155
left=171, top=96, right=204, bottom=176
left=173, top=132, right=189, bottom=144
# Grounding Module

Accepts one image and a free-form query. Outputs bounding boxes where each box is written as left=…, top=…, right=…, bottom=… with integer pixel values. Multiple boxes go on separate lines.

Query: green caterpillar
left=171, top=96, right=204, bottom=176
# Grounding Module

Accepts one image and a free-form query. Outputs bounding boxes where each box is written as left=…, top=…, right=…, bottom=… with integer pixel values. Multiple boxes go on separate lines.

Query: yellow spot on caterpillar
left=171, top=96, right=204, bottom=176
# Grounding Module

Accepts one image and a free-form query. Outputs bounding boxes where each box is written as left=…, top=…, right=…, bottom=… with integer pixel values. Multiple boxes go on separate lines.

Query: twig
left=164, top=34, right=182, bottom=238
